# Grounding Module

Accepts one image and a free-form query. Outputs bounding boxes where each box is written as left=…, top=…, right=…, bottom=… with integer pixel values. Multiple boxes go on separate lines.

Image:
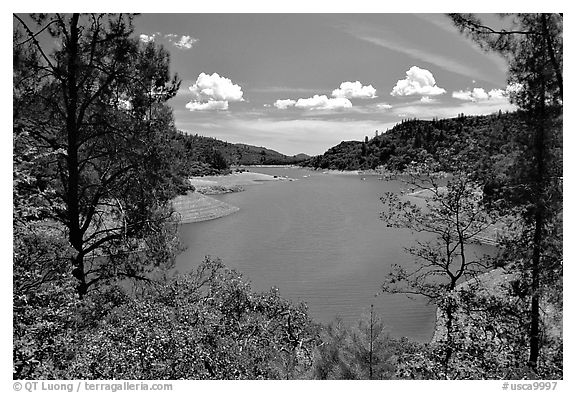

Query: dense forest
left=304, top=111, right=521, bottom=173
left=171, top=131, right=309, bottom=170
left=13, top=13, right=562, bottom=380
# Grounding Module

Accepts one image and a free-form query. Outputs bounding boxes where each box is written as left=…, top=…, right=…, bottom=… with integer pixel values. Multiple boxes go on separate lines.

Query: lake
left=175, top=167, right=491, bottom=342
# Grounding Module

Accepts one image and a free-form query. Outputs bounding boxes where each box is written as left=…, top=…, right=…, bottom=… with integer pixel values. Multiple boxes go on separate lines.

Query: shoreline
left=172, top=170, right=295, bottom=223
left=171, top=192, right=239, bottom=224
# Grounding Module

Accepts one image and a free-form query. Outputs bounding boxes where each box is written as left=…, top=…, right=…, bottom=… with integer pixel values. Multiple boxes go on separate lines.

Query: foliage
left=169, top=131, right=309, bottom=167
left=303, top=112, right=522, bottom=174
left=450, top=13, right=563, bottom=370
left=57, top=258, right=319, bottom=380
left=12, top=13, right=313, bottom=380
left=380, top=161, right=499, bottom=371
left=14, top=251, right=321, bottom=379
left=13, top=221, right=78, bottom=379
left=395, top=277, right=562, bottom=380
left=381, top=164, right=496, bottom=294
left=13, top=13, right=184, bottom=297
left=312, top=310, right=399, bottom=379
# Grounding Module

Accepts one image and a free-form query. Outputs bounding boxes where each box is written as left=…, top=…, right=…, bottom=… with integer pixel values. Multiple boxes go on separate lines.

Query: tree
left=312, top=308, right=397, bottom=380
left=449, top=13, right=563, bottom=370
left=63, top=258, right=320, bottom=379
left=14, top=14, right=182, bottom=298
left=208, top=148, right=229, bottom=171
left=380, top=160, right=496, bottom=370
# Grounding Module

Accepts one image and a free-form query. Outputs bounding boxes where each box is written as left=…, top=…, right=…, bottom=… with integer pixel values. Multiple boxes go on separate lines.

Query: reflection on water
left=176, top=167, right=492, bottom=342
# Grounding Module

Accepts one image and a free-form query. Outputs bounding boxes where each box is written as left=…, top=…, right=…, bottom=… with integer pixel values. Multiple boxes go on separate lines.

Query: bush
left=63, top=258, right=320, bottom=379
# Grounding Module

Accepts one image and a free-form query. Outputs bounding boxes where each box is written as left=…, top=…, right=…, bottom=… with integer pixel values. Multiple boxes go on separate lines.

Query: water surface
left=176, top=167, right=490, bottom=342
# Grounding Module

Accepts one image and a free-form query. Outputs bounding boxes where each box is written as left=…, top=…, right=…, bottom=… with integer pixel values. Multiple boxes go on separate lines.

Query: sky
left=133, top=13, right=519, bottom=156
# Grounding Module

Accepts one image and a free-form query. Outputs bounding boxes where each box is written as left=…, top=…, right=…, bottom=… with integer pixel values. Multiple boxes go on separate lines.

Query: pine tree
left=450, top=13, right=563, bottom=371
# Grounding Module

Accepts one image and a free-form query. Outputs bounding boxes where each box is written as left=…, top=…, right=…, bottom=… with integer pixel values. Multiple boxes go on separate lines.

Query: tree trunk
left=528, top=42, right=548, bottom=368
left=528, top=210, right=542, bottom=369
left=64, top=14, right=88, bottom=299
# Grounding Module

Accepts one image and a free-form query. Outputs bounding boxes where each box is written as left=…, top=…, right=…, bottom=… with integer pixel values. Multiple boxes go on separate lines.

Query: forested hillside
left=171, top=131, right=310, bottom=169
left=304, top=111, right=521, bottom=172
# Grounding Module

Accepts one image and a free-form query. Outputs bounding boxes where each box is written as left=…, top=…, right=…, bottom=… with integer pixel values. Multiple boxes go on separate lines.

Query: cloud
left=251, top=86, right=320, bottom=94
left=189, top=72, right=244, bottom=102
left=176, top=116, right=395, bottom=156
left=487, top=89, right=506, bottom=100
left=271, top=81, right=376, bottom=111
left=274, top=99, right=296, bottom=109
left=139, top=34, right=156, bottom=43
left=185, top=100, right=228, bottom=111
left=393, top=100, right=517, bottom=119
left=420, top=96, right=437, bottom=104
left=141, top=33, right=199, bottom=49
left=376, top=103, right=392, bottom=109
left=391, top=66, right=446, bottom=97
left=332, top=81, right=377, bottom=99
left=452, top=86, right=514, bottom=102
left=452, top=87, right=488, bottom=101
left=338, top=21, right=497, bottom=83
left=294, top=95, right=352, bottom=110
left=174, top=35, right=197, bottom=50
left=186, top=72, right=244, bottom=111
left=411, top=14, right=509, bottom=76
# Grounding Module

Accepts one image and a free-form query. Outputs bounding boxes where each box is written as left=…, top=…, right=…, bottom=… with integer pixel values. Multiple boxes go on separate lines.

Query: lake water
left=175, top=167, right=490, bottom=342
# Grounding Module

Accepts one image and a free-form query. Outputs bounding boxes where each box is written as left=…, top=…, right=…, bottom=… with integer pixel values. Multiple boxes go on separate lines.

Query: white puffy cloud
left=332, top=81, right=377, bottom=99
left=186, top=73, right=244, bottom=111
left=488, top=89, right=506, bottom=100
left=294, top=95, right=352, bottom=110
left=271, top=81, right=376, bottom=111
left=274, top=99, right=297, bottom=109
left=452, top=86, right=513, bottom=102
left=453, top=87, right=489, bottom=101
left=452, top=90, right=473, bottom=101
left=376, top=103, right=392, bottom=109
left=139, top=34, right=156, bottom=43
left=185, top=100, right=228, bottom=111
left=174, top=35, right=198, bottom=50
left=189, top=72, right=244, bottom=102
left=391, top=66, right=446, bottom=97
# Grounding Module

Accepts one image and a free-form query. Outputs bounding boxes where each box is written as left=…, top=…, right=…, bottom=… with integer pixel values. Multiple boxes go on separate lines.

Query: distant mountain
left=233, top=143, right=310, bottom=165
left=302, top=111, right=521, bottom=172
left=172, top=131, right=309, bottom=168
left=293, top=153, right=311, bottom=160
